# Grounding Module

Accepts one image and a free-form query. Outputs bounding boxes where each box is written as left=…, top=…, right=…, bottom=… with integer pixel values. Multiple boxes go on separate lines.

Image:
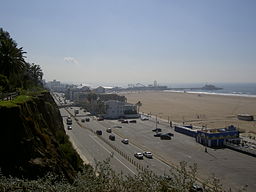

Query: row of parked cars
left=152, top=128, right=174, bottom=140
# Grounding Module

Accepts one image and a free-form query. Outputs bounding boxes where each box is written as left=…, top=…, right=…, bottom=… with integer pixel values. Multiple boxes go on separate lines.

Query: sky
left=1, top=0, right=256, bottom=86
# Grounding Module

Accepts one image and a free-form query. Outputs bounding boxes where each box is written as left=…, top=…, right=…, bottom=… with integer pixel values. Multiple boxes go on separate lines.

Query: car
left=121, top=120, right=128, bottom=123
left=152, top=128, right=162, bottom=132
left=109, top=135, right=115, bottom=141
left=85, top=118, right=90, bottom=122
left=141, top=116, right=149, bottom=120
left=190, top=184, right=203, bottom=192
left=97, top=117, right=104, bottom=121
left=106, top=128, right=112, bottom=133
left=129, top=120, right=137, bottom=123
left=121, top=139, right=129, bottom=144
left=113, top=125, right=122, bottom=128
left=166, top=132, right=174, bottom=137
left=134, top=152, right=143, bottom=159
left=154, top=132, right=162, bottom=137
left=81, top=119, right=85, bottom=122
left=160, top=134, right=172, bottom=140
left=143, top=151, right=153, bottom=158
left=96, top=130, right=102, bottom=135
left=67, top=125, right=72, bottom=130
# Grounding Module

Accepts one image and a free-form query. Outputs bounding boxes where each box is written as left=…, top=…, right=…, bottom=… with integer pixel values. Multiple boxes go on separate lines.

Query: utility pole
left=156, top=115, right=158, bottom=129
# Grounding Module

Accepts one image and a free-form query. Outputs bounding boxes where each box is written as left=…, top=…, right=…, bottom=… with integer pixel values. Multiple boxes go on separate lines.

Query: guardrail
left=0, top=92, right=19, bottom=101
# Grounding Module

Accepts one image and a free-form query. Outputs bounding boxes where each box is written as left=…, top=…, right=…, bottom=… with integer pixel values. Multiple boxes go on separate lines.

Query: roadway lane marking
left=89, top=135, right=136, bottom=175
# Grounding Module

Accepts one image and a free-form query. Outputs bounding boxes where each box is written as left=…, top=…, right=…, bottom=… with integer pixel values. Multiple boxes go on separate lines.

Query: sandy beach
left=120, top=91, right=256, bottom=134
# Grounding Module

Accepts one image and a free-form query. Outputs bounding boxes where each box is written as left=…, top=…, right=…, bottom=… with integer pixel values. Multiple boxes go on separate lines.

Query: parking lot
left=62, top=106, right=256, bottom=192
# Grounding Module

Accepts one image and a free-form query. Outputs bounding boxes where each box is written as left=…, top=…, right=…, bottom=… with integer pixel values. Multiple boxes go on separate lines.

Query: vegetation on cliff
left=0, top=28, right=83, bottom=182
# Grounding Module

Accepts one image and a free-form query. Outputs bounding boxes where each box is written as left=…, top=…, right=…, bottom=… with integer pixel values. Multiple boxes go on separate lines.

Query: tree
left=0, top=28, right=26, bottom=80
left=0, top=74, right=9, bottom=93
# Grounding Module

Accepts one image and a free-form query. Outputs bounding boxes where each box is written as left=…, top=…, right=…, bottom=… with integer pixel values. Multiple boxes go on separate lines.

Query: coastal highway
left=53, top=93, right=256, bottom=191
left=61, top=107, right=173, bottom=176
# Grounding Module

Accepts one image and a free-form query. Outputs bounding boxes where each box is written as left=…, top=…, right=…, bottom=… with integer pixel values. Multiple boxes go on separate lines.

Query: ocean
left=164, top=83, right=256, bottom=97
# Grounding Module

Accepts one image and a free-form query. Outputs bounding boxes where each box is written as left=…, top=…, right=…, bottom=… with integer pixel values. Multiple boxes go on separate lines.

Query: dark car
left=96, top=130, right=102, bottom=135
left=129, top=120, right=137, bottom=123
left=67, top=125, right=72, bottom=130
left=81, top=119, right=85, bottom=122
left=121, top=120, right=128, bottom=123
left=152, top=128, right=162, bottom=132
left=160, top=134, right=172, bottom=140
left=166, top=132, right=174, bottom=137
left=154, top=132, right=162, bottom=137
left=109, top=135, right=115, bottom=141
left=190, top=184, right=203, bottom=192
left=85, top=118, right=90, bottom=122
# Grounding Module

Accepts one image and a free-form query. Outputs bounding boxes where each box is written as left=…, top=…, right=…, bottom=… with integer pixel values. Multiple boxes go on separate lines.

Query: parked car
left=85, top=118, right=90, bottom=122
left=113, top=125, right=122, bottom=128
left=97, top=117, right=104, bottom=121
left=81, top=119, right=85, bottom=122
left=106, top=128, right=112, bottom=133
left=122, top=139, right=129, bottom=144
left=160, top=134, right=172, bottom=140
left=154, top=132, right=162, bottom=137
left=141, top=116, right=149, bottom=120
left=67, top=125, right=72, bottom=130
left=109, top=135, right=115, bottom=141
left=121, top=120, right=128, bottom=123
left=143, top=151, right=153, bottom=158
left=166, top=132, right=174, bottom=137
left=152, top=128, right=162, bottom=132
left=190, top=184, right=203, bottom=192
left=129, top=120, right=137, bottom=123
left=96, top=130, right=102, bottom=135
left=134, top=152, right=143, bottom=159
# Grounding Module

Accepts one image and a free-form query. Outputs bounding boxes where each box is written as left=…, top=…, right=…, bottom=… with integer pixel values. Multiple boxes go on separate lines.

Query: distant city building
left=45, top=80, right=67, bottom=92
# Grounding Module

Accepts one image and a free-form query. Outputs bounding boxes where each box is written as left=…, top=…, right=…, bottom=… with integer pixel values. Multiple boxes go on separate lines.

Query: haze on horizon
left=1, top=0, right=256, bottom=85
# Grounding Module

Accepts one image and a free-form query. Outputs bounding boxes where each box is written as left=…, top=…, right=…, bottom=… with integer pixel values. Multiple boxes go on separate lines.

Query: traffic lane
left=101, top=118, right=256, bottom=191
left=86, top=119, right=173, bottom=176
left=61, top=109, right=137, bottom=175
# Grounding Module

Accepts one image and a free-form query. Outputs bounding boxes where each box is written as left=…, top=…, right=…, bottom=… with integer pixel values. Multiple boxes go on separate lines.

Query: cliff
left=0, top=91, right=83, bottom=182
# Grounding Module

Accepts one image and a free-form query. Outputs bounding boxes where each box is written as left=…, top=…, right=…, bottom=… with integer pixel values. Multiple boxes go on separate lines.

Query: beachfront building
left=196, top=125, right=240, bottom=147
left=104, top=100, right=139, bottom=119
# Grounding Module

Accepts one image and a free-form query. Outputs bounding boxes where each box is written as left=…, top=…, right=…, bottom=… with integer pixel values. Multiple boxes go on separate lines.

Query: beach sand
left=120, top=91, right=256, bottom=134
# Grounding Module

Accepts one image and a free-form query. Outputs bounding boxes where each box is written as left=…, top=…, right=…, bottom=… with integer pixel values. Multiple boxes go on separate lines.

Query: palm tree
left=0, top=28, right=26, bottom=88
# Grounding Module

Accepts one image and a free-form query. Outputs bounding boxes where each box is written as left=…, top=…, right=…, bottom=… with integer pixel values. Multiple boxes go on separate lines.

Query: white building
left=104, top=100, right=139, bottom=119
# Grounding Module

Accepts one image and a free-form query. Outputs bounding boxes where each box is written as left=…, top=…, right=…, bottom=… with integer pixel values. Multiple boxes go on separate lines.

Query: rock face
left=0, top=91, right=82, bottom=182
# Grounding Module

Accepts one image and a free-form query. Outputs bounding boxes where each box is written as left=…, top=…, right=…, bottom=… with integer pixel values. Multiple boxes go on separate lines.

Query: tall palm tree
left=0, top=28, right=26, bottom=85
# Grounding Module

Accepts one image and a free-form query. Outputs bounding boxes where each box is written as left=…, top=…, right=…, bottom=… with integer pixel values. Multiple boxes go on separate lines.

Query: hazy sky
left=1, top=0, right=256, bottom=85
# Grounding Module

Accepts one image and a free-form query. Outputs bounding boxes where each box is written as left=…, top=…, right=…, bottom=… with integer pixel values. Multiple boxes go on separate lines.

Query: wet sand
left=121, top=91, right=256, bottom=133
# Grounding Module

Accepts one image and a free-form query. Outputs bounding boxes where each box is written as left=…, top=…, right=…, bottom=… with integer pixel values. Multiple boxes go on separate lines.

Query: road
left=54, top=93, right=256, bottom=192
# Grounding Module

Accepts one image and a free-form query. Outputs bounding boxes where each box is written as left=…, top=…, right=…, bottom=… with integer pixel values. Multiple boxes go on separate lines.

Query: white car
left=134, top=152, right=143, bottom=159
left=121, top=139, right=129, bottom=144
left=143, top=151, right=153, bottom=158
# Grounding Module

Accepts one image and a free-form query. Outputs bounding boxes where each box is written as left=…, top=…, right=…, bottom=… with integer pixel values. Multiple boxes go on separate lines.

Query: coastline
left=120, top=90, right=256, bottom=133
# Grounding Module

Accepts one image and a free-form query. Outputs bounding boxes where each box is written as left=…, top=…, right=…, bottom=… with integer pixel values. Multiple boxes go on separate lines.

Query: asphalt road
left=53, top=93, right=256, bottom=192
